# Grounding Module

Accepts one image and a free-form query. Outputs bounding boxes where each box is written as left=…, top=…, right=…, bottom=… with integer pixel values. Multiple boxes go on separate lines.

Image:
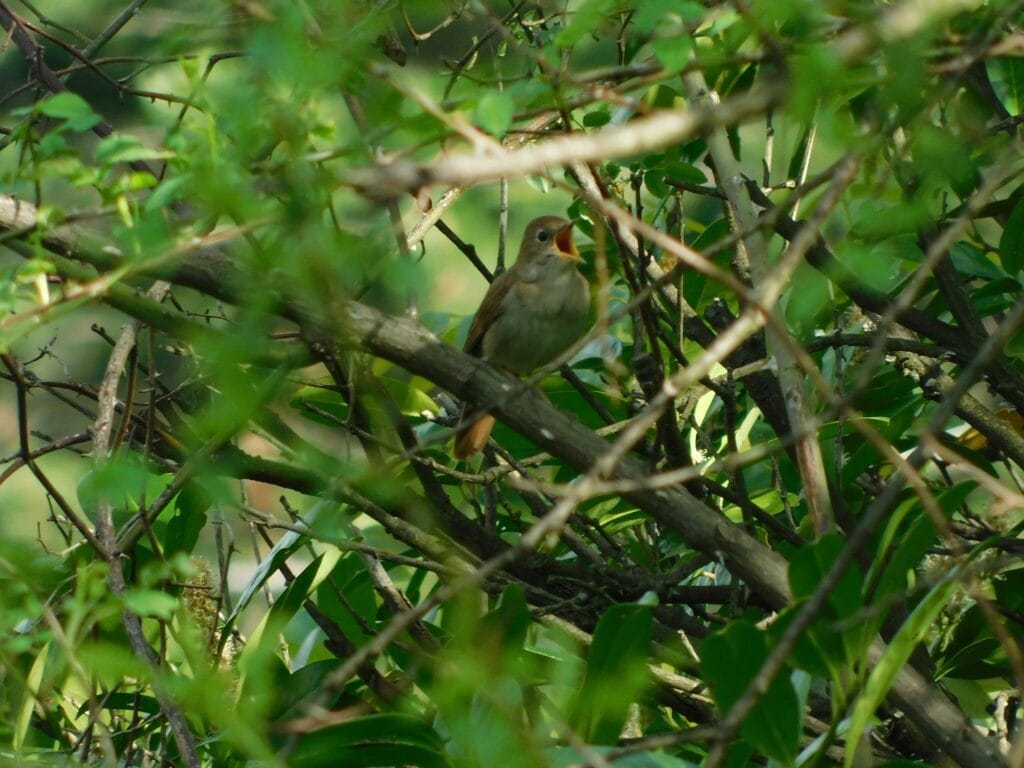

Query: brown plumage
left=453, top=216, right=591, bottom=459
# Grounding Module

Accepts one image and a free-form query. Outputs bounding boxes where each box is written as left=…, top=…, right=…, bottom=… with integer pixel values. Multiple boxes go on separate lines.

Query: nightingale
left=453, top=215, right=591, bottom=459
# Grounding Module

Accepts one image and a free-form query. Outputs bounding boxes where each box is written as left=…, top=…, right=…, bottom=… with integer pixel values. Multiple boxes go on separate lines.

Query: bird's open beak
left=554, top=222, right=581, bottom=262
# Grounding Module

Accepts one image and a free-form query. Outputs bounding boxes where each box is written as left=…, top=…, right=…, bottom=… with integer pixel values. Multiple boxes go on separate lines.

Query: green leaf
left=14, top=641, right=49, bottom=751
left=844, top=568, right=963, bottom=768
left=78, top=641, right=148, bottom=686
left=289, top=713, right=450, bottom=768
left=850, top=201, right=930, bottom=241
left=912, top=125, right=978, bottom=197
left=546, top=744, right=700, bottom=767
left=976, top=279, right=1024, bottom=323
left=96, top=135, right=175, bottom=165
left=867, top=503, right=936, bottom=600
left=76, top=692, right=161, bottom=717
left=652, top=35, right=692, bottom=73
left=554, top=0, right=616, bottom=47
left=999, top=194, right=1024, bottom=276
left=786, top=122, right=816, bottom=181
left=645, top=171, right=668, bottom=197
left=124, top=589, right=179, bottom=619
left=145, top=175, right=189, bottom=213
left=37, top=92, right=102, bottom=131
left=786, top=534, right=872, bottom=680
left=237, top=545, right=343, bottom=695
left=475, top=92, right=515, bottom=136
left=987, top=57, right=1024, bottom=116
left=525, top=174, right=551, bottom=193
left=788, top=44, right=845, bottom=120
left=634, top=0, right=704, bottom=32
left=479, top=584, right=531, bottom=651
left=993, top=567, right=1024, bottom=613
left=701, top=620, right=800, bottom=764
left=76, top=451, right=168, bottom=519
left=273, top=659, right=344, bottom=720
left=224, top=501, right=329, bottom=636
left=316, top=555, right=378, bottom=646
left=663, top=161, right=707, bottom=185
left=380, top=372, right=438, bottom=417
left=162, top=483, right=210, bottom=557
left=834, top=240, right=906, bottom=293
left=935, top=637, right=1004, bottom=680
left=0, top=265, right=17, bottom=313
left=36, top=132, right=69, bottom=158
left=789, top=534, right=860, bottom=618
left=571, top=603, right=653, bottom=744
left=269, top=550, right=341, bottom=631
left=582, top=109, right=610, bottom=127
left=949, top=242, right=1005, bottom=280
left=784, top=262, right=831, bottom=334
left=292, top=381, right=350, bottom=426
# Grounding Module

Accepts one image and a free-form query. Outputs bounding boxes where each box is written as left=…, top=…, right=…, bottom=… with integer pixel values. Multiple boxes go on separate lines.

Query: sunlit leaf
left=844, top=569, right=963, bottom=768
left=987, top=57, right=1024, bottom=116
left=36, top=92, right=101, bottom=130
left=476, top=92, right=515, bottom=136
left=124, top=589, right=179, bottom=619
left=14, top=641, right=49, bottom=752
left=652, top=35, right=692, bottom=73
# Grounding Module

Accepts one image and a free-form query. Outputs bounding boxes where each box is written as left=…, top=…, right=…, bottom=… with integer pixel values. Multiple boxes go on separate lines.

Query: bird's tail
left=453, top=407, right=496, bottom=459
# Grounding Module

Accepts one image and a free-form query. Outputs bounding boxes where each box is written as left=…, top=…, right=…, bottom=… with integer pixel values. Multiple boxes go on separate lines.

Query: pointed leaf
left=702, top=620, right=800, bottom=764
left=571, top=603, right=652, bottom=744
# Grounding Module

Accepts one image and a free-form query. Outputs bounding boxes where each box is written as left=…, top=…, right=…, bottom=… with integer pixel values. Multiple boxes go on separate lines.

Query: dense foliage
left=1, top=0, right=1023, bottom=766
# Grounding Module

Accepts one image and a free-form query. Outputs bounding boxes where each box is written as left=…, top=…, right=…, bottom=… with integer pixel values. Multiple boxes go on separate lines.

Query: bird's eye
left=536, top=230, right=550, bottom=243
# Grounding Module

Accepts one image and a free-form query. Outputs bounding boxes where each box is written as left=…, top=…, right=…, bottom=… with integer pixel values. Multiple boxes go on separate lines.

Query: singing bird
left=453, top=216, right=591, bottom=459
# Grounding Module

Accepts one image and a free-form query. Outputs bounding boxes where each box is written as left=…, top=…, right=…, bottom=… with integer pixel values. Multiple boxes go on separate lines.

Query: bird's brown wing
left=463, top=269, right=515, bottom=356
left=456, top=270, right=516, bottom=458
